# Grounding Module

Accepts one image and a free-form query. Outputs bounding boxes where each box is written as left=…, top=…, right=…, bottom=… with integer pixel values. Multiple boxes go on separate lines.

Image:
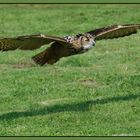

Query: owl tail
left=32, top=48, right=58, bottom=66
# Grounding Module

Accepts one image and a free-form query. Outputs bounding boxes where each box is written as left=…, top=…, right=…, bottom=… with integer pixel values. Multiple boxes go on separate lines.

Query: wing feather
left=0, top=34, right=68, bottom=51
left=87, top=24, right=140, bottom=40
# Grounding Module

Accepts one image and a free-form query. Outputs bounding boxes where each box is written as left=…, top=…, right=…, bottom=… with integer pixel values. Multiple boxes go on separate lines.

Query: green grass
left=0, top=4, right=140, bottom=136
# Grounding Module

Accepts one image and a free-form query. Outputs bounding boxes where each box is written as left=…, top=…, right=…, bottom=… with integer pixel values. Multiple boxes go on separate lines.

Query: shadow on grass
left=0, top=94, right=139, bottom=121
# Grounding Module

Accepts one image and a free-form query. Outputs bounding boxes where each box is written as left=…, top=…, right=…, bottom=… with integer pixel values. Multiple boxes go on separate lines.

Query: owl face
left=68, top=33, right=95, bottom=54
left=80, top=34, right=95, bottom=51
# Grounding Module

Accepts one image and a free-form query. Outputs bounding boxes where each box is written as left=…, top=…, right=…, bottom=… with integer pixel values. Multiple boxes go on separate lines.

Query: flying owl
left=0, top=24, right=140, bottom=66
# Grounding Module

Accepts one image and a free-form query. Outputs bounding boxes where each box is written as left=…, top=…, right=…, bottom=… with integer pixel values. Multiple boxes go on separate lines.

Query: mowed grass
left=0, top=4, right=140, bottom=136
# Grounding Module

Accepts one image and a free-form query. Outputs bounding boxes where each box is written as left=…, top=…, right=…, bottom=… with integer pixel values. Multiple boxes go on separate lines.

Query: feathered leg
left=32, top=47, right=58, bottom=66
left=32, top=42, right=71, bottom=66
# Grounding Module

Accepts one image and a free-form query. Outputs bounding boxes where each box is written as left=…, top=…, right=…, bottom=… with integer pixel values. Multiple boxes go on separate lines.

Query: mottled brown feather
left=0, top=34, right=69, bottom=51
left=87, top=24, right=140, bottom=40
left=32, top=42, right=73, bottom=66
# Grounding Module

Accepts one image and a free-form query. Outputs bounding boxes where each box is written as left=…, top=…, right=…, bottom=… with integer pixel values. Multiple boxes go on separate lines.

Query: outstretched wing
left=0, top=34, right=69, bottom=51
left=87, top=24, right=140, bottom=40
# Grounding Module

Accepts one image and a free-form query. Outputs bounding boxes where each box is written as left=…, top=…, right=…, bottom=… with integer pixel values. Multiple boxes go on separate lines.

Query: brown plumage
left=87, top=24, right=140, bottom=40
left=0, top=24, right=140, bottom=66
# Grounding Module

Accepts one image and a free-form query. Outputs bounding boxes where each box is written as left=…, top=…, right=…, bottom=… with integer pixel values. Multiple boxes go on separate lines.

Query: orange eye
left=85, top=38, right=89, bottom=41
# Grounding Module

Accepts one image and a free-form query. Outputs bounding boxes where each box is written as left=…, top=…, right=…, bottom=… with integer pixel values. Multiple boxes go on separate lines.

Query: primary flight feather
left=0, top=24, right=140, bottom=66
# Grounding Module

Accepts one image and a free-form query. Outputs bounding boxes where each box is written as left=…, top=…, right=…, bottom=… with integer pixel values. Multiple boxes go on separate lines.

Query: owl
left=0, top=24, right=139, bottom=66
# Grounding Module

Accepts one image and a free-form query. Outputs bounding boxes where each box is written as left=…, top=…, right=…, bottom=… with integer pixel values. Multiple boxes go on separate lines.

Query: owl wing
left=0, top=34, right=69, bottom=51
left=87, top=24, right=140, bottom=40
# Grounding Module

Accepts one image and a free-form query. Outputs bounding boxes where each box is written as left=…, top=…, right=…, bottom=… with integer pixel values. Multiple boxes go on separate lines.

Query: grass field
left=0, top=4, right=140, bottom=136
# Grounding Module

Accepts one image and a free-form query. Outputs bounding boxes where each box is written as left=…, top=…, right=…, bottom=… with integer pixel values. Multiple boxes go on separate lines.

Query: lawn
left=0, top=4, right=140, bottom=136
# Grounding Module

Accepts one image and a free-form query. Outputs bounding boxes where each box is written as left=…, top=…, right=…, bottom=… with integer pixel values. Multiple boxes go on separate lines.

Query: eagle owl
left=0, top=24, right=140, bottom=66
